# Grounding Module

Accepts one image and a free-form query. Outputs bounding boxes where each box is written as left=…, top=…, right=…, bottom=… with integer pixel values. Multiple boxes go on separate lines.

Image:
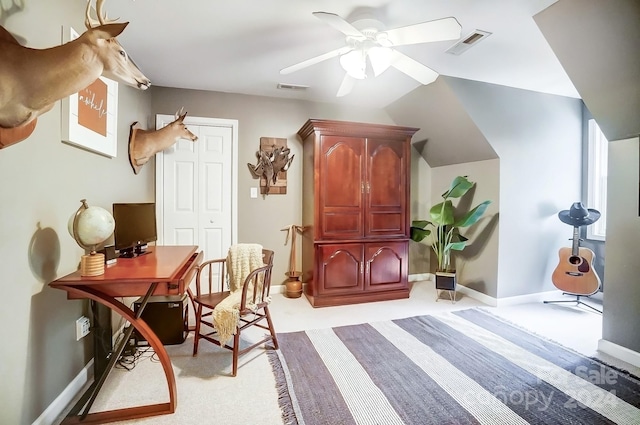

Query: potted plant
left=410, top=175, right=491, bottom=292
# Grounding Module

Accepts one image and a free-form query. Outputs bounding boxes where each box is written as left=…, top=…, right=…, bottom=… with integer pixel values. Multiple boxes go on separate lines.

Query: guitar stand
left=544, top=293, right=602, bottom=314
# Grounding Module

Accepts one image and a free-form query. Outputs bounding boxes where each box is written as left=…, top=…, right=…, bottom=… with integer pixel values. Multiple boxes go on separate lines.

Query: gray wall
left=388, top=76, right=583, bottom=299
left=429, top=161, right=500, bottom=295
left=0, top=1, right=153, bottom=423
left=444, top=77, right=583, bottom=298
left=386, top=78, right=497, bottom=167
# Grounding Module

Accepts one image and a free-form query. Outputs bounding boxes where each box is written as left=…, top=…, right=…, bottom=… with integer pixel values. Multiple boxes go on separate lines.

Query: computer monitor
left=112, top=203, right=158, bottom=258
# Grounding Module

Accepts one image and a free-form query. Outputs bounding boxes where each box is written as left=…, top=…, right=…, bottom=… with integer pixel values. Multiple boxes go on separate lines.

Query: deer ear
left=93, top=22, right=129, bottom=39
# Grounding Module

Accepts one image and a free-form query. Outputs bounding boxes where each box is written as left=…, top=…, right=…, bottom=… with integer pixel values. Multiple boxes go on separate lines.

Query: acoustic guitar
left=551, top=226, right=601, bottom=295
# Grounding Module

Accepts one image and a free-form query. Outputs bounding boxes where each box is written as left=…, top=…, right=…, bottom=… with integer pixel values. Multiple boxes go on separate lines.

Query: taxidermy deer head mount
left=0, top=0, right=151, bottom=149
left=128, top=108, right=198, bottom=175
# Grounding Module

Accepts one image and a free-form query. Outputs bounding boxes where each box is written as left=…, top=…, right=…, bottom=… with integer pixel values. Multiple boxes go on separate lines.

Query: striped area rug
left=268, top=308, right=640, bottom=425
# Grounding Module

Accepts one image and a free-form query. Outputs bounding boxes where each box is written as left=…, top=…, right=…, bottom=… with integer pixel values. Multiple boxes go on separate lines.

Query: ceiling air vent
left=446, top=30, right=491, bottom=55
left=277, top=83, right=309, bottom=90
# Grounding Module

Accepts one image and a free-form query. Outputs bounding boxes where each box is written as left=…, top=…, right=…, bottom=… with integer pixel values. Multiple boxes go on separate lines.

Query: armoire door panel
left=367, top=141, right=404, bottom=207
left=323, top=212, right=363, bottom=237
left=366, top=138, right=407, bottom=237
left=317, top=244, right=363, bottom=295
left=320, top=136, right=363, bottom=208
left=365, top=242, right=407, bottom=292
left=367, top=212, right=403, bottom=235
left=319, top=135, right=365, bottom=239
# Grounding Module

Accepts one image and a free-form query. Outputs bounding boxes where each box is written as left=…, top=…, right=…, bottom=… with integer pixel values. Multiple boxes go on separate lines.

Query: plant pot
left=285, top=271, right=303, bottom=298
left=435, top=271, right=456, bottom=291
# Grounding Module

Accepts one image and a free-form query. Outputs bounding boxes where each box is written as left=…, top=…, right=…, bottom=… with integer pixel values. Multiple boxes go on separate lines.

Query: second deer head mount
left=128, top=108, right=198, bottom=175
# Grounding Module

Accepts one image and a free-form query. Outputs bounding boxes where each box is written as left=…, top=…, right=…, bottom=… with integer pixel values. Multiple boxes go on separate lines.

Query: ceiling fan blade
left=280, top=46, right=352, bottom=75
left=385, top=17, right=461, bottom=46
left=390, top=50, right=439, bottom=85
left=313, top=12, right=364, bottom=38
left=336, top=74, right=356, bottom=97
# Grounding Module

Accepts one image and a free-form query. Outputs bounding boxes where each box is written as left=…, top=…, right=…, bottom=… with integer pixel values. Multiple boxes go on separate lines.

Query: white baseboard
left=493, top=290, right=565, bottom=307
left=457, top=286, right=571, bottom=307
left=277, top=276, right=571, bottom=309
left=598, top=339, right=640, bottom=368
left=422, top=278, right=563, bottom=308
left=409, top=273, right=432, bottom=282
left=32, top=359, right=94, bottom=425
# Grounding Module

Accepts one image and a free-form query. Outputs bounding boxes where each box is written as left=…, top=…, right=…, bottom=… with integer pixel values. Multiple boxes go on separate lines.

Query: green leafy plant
left=410, top=175, right=491, bottom=272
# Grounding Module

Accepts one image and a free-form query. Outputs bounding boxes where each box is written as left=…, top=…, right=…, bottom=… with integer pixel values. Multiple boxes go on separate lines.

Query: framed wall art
left=61, top=27, right=118, bottom=157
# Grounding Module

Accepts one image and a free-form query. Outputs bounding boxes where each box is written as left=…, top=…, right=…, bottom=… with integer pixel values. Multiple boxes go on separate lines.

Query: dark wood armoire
left=298, top=119, right=419, bottom=307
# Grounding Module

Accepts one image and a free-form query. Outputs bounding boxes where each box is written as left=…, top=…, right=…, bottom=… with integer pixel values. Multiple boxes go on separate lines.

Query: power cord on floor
left=113, top=326, right=159, bottom=370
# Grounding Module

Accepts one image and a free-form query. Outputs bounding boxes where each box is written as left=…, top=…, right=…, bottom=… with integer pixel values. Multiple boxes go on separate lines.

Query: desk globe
left=68, top=199, right=115, bottom=276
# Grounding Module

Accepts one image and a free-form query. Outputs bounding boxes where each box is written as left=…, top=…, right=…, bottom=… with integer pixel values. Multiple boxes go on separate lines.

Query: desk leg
left=59, top=284, right=178, bottom=425
left=92, top=301, right=112, bottom=379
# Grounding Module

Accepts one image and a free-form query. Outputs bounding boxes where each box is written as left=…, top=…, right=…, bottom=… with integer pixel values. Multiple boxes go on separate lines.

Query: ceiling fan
left=280, top=12, right=462, bottom=97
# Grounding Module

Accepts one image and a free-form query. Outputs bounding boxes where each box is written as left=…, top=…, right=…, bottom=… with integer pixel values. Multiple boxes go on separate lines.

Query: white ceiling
left=107, top=0, right=579, bottom=109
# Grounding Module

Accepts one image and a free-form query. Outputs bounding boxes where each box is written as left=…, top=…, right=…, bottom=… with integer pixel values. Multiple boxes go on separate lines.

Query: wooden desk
left=50, top=245, right=202, bottom=424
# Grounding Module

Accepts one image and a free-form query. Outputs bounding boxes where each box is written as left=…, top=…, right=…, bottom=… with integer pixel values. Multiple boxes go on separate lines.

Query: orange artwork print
left=78, top=78, right=108, bottom=136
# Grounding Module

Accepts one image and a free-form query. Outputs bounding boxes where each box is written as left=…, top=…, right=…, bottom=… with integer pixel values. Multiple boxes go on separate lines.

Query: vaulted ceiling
left=107, top=0, right=578, bottom=109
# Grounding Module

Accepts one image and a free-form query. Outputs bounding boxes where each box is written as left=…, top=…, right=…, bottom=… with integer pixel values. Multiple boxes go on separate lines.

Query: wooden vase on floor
left=285, top=272, right=302, bottom=298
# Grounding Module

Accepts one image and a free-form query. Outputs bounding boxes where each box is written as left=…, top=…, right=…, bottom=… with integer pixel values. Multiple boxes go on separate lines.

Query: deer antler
left=85, top=0, right=119, bottom=29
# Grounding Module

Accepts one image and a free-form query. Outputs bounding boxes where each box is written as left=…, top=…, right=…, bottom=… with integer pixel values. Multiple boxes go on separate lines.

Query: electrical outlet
left=76, top=316, right=90, bottom=340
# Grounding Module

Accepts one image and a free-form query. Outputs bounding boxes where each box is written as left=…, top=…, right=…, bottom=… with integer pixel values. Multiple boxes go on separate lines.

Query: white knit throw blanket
left=212, top=243, right=265, bottom=346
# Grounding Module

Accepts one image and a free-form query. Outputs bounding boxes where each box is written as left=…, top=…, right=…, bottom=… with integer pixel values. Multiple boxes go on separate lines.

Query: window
left=586, top=119, right=608, bottom=240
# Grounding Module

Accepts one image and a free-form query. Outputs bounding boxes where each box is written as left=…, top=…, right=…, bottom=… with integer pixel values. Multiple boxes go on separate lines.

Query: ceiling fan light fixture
left=368, top=46, right=393, bottom=76
left=339, top=50, right=367, bottom=80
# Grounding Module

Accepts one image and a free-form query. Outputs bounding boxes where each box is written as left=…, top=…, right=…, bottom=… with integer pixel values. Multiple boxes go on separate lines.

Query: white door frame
left=155, top=115, right=238, bottom=247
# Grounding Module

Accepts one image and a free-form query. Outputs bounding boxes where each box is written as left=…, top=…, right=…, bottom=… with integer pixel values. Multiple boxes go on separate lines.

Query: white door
left=155, top=115, right=238, bottom=261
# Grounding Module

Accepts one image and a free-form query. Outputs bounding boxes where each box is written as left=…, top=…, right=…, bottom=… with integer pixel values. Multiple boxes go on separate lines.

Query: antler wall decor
left=128, top=108, right=198, bottom=174
left=0, top=0, right=151, bottom=149
left=247, top=137, right=295, bottom=195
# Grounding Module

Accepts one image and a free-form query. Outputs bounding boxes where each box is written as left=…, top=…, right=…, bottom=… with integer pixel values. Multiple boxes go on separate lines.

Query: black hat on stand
left=558, top=202, right=601, bottom=226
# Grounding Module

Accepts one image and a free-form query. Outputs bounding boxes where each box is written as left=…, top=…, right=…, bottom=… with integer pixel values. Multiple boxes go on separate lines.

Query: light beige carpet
left=67, top=280, right=636, bottom=425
